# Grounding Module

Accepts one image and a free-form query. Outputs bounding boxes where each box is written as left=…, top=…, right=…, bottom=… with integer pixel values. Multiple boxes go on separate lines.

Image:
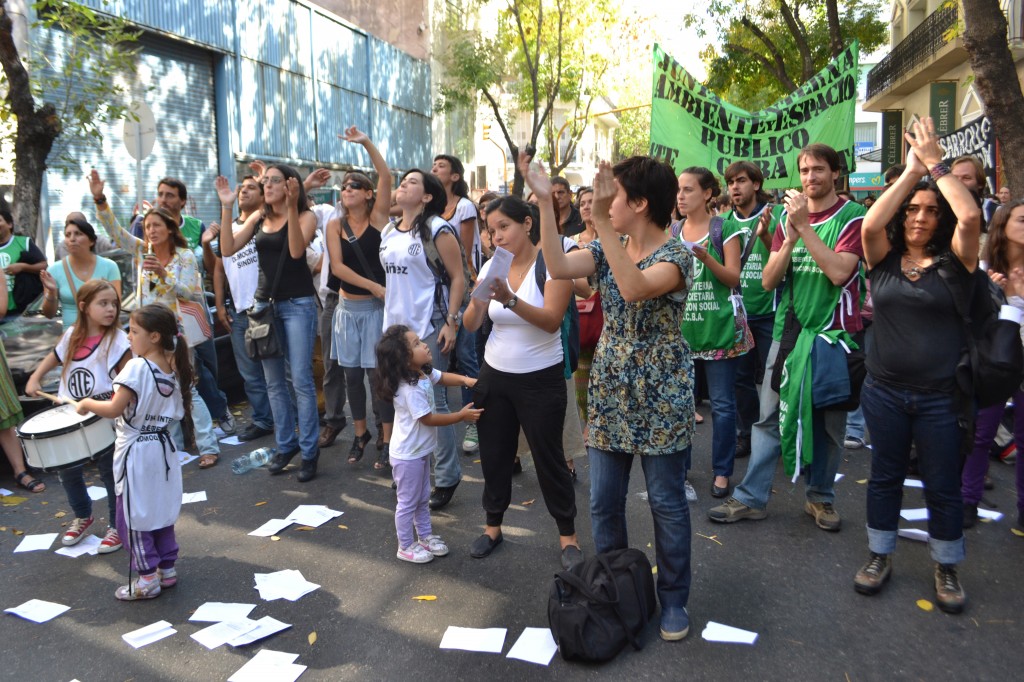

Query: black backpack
left=547, top=548, right=657, bottom=663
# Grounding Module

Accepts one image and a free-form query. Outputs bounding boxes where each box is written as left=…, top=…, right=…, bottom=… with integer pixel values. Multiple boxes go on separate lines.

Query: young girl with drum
left=75, top=304, right=194, bottom=600
left=26, top=280, right=130, bottom=553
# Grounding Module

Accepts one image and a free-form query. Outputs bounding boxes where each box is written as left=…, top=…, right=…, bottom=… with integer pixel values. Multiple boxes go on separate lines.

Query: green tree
left=437, top=0, right=613, bottom=195
left=689, top=0, right=888, bottom=110
left=0, top=0, right=139, bottom=242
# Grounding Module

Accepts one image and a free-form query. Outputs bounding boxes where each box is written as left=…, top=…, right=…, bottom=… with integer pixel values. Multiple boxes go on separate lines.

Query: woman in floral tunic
left=521, top=153, right=696, bottom=642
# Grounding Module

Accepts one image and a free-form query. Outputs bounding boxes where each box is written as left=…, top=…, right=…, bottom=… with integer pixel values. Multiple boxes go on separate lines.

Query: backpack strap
left=340, top=218, right=384, bottom=286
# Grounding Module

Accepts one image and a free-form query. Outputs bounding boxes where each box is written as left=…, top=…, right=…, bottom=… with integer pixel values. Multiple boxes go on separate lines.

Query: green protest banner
left=651, top=42, right=859, bottom=189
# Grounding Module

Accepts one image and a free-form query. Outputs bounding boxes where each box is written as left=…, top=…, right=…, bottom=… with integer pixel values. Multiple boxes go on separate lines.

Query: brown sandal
left=198, top=454, right=219, bottom=469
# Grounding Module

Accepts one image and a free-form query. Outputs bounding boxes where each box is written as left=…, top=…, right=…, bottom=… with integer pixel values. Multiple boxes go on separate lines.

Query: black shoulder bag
left=244, top=221, right=288, bottom=361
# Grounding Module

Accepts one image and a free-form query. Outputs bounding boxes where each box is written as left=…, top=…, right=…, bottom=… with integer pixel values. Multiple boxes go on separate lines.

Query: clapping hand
left=340, top=125, right=369, bottom=145
left=517, top=151, right=553, bottom=201
left=906, top=117, right=945, bottom=170
left=285, top=177, right=301, bottom=208
left=88, top=169, right=105, bottom=200
left=215, top=176, right=237, bottom=207
left=591, top=161, right=616, bottom=222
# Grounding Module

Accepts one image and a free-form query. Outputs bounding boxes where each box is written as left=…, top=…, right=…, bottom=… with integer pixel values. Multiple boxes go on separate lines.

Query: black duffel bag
left=547, top=548, right=657, bottom=663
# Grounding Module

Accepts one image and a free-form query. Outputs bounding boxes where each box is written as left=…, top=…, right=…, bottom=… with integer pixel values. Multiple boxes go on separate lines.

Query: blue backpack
left=534, top=248, right=580, bottom=378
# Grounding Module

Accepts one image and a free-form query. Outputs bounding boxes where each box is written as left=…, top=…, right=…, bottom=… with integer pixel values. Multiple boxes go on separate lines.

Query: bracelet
left=930, top=163, right=951, bottom=181
left=93, top=194, right=106, bottom=205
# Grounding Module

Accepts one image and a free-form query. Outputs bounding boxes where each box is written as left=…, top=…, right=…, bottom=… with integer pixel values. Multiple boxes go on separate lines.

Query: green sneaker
left=462, top=424, right=479, bottom=453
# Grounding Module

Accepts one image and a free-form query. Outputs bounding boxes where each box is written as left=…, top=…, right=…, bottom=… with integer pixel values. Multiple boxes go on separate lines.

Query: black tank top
left=336, top=221, right=385, bottom=295
left=255, top=218, right=316, bottom=301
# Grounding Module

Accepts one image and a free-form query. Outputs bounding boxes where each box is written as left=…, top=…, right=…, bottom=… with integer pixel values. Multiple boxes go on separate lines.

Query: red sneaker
left=98, top=527, right=122, bottom=554
left=62, top=517, right=95, bottom=546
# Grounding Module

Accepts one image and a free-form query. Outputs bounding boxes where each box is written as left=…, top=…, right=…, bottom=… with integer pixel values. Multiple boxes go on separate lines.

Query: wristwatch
left=504, top=295, right=519, bottom=310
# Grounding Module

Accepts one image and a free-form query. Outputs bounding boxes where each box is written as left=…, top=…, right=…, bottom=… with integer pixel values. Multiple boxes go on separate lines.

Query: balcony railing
left=866, top=4, right=959, bottom=101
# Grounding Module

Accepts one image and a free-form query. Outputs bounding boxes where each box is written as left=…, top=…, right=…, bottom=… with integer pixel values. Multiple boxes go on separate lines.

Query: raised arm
left=215, top=177, right=258, bottom=257
left=90, top=169, right=143, bottom=257
left=284, top=178, right=316, bottom=259
left=434, top=229, right=466, bottom=354
left=340, top=126, right=393, bottom=227
left=778, top=190, right=859, bottom=286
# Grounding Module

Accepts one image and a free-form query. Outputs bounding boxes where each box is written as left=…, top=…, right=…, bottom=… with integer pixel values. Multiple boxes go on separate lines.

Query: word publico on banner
left=650, top=41, right=860, bottom=189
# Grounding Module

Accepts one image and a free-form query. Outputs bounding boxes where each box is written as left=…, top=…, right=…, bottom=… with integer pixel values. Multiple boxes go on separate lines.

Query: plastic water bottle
left=231, top=447, right=275, bottom=474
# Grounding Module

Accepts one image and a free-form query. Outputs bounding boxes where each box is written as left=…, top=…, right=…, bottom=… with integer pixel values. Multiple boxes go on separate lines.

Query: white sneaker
left=220, top=413, right=237, bottom=435
left=684, top=480, right=698, bottom=503
left=462, top=424, right=479, bottom=452
left=419, top=534, right=450, bottom=557
left=397, top=543, right=434, bottom=564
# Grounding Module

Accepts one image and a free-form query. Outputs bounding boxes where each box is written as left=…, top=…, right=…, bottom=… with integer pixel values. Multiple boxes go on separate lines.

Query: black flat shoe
left=428, top=481, right=459, bottom=510
left=297, top=452, right=319, bottom=483
left=268, top=449, right=298, bottom=475
left=711, top=479, right=731, bottom=498
left=470, top=533, right=503, bottom=558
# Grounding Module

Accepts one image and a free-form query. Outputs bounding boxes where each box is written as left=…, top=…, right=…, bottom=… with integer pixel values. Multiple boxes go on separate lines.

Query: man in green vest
left=709, top=144, right=866, bottom=533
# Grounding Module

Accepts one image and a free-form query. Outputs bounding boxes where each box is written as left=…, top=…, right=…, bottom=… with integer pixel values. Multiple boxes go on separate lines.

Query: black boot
left=267, top=449, right=298, bottom=475
left=297, top=451, right=320, bottom=483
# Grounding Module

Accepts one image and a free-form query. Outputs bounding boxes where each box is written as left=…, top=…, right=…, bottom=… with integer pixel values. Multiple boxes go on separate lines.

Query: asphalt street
left=2, top=395, right=1022, bottom=681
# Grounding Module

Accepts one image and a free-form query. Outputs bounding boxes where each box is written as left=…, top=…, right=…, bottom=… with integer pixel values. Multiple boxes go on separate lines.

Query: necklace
left=511, top=253, right=538, bottom=285
left=901, top=254, right=930, bottom=280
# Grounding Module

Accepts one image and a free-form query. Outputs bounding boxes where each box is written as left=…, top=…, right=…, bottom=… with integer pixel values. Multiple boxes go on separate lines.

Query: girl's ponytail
left=172, top=333, right=196, bottom=449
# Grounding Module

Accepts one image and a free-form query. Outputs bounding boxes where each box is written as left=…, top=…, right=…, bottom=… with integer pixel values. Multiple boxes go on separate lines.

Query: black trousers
left=474, top=360, right=576, bottom=535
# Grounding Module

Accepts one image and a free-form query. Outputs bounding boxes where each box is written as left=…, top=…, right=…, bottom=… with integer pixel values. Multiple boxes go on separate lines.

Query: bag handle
left=340, top=218, right=385, bottom=287
left=61, top=257, right=78, bottom=300
left=262, top=217, right=289, bottom=304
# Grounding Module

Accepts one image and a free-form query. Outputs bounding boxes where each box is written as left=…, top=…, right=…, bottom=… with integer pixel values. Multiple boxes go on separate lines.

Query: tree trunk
left=825, top=0, right=844, bottom=58
left=961, top=0, right=1024, bottom=195
left=12, top=106, right=59, bottom=242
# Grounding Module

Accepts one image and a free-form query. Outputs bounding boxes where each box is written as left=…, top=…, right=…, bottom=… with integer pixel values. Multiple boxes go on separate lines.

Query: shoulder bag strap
left=264, top=217, right=289, bottom=303
left=62, top=258, right=78, bottom=300
left=341, top=219, right=384, bottom=286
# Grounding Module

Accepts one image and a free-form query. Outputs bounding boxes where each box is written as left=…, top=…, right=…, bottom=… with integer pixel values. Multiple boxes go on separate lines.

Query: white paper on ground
left=978, top=508, right=1004, bottom=521
left=834, top=473, right=844, bottom=482
left=0, top=487, right=12, bottom=496
left=505, top=627, right=557, bottom=665
left=5, top=599, right=70, bottom=623
left=903, top=478, right=924, bottom=488
left=189, top=602, right=257, bottom=623
left=182, top=491, right=208, bottom=504
left=471, top=247, right=514, bottom=302
left=249, top=519, right=293, bottom=537
left=13, top=533, right=59, bottom=553
left=213, top=426, right=226, bottom=437
left=253, top=570, right=320, bottom=601
left=54, top=534, right=102, bottom=557
left=178, top=451, right=198, bottom=466
left=228, top=650, right=305, bottom=682
left=122, top=620, right=176, bottom=648
left=191, top=619, right=261, bottom=650
left=439, top=626, right=507, bottom=654
left=701, top=621, right=758, bottom=645
left=898, top=528, right=929, bottom=542
left=899, top=508, right=929, bottom=522
left=229, top=616, right=292, bottom=646
left=86, top=485, right=108, bottom=501
left=220, top=435, right=242, bottom=446
left=284, top=505, right=343, bottom=528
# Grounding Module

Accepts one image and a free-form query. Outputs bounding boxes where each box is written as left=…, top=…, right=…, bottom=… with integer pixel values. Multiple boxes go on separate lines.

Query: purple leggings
left=961, top=391, right=1024, bottom=516
left=115, top=495, right=178, bottom=576
left=392, top=456, right=432, bottom=549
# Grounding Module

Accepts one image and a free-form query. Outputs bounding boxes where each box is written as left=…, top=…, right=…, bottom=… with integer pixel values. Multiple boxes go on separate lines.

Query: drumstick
left=36, top=391, right=79, bottom=408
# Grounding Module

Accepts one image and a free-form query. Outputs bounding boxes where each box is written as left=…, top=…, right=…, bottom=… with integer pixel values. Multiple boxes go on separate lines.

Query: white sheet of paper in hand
left=182, top=491, right=208, bottom=504
left=86, top=485, right=108, bottom=501
left=900, top=508, right=929, bottom=522
left=978, top=508, right=1004, bottom=521
left=898, top=528, right=929, bottom=542
left=249, top=519, right=293, bottom=537
left=506, top=627, right=557, bottom=665
left=228, top=650, right=305, bottom=682
left=903, top=478, right=925, bottom=489
left=5, top=599, right=70, bottom=623
left=178, top=451, right=198, bottom=466
left=191, top=619, right=261, bottom=650
left=220, top=435, right=243, bottom=446
left=228, top=616, right=292, bottom=646
left=189, top=602, right=257, bottom=623
left=439, top=626, right=507, bottom=653
left=701, top=621, right=758, bottom=645
left=13, top=532, right=59, bottom=553
left=471, top=247, right=513, bottom=301
left=55, top=534, right=102, bottom=558
left=122, top=620, right=176, bottom=648
left=285, top=505, right=342, bottom=528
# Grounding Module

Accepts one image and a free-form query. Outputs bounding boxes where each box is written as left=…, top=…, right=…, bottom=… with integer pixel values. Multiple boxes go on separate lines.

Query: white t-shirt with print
left=390, top=368, right=442, bottom=461
left=451, top=197, right=482, bottom=273
left=380, top=216, right=454, bottom=339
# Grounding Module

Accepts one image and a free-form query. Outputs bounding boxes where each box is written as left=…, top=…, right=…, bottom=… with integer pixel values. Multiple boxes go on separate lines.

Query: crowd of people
left=1, top=116, right=1021, bottom=635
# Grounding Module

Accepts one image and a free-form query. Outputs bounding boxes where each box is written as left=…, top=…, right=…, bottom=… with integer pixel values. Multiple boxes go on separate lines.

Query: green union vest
left=180, top=215, right=203, bottom=251
left=729, top=204, right=783, bottom=317
left=0, top=235, right=30, bottom=309
left=680, top=218, right=745, bottom=352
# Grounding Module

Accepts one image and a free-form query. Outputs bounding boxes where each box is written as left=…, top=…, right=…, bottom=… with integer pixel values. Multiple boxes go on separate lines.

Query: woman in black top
left=218, top=164, right=321, bottom=482
left=326, top=127, right=395, bottom=469
left=854, top=117, right=981, bottom=614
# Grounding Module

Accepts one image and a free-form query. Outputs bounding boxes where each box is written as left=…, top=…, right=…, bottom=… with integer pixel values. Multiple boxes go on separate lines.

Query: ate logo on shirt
left=407, top=243, right=422, bottom=257
left=67, top=368, right=95, bottom=400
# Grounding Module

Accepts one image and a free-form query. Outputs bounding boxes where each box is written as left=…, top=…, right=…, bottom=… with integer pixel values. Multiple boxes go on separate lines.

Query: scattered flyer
left=192, top=619, right=261, bottom=650
left=506, top=627, right=557, bottom=666
left=284, top=505, right=343, bottom=528
left=178, top=451, right=198, bottom=467
left=189, top=602, right=257, bottom=623
left=123, top=621, right=176, bottom=648
left=5, top=599, right=70, bottom=623
left=86, top=486, right=108, bottom=501
left=254, top=570, right=320, bottom=602
left=702, top=621, right=758, bottom=645
left=13, top=533, right=59, bottom=553
left=182, top=491, right=208, bottom=504
left=229, top=616, right=292, bottom=647
left=228, top=649, right=306, bottom=682
left=439, top=626, right=507, bottom=654
left=0, top=487, right=12, bottom=496
left=55, top=535, right=102, bottom=558
left=898, top=528, right=929, bottom=542
left=250, top=519, right=294, bottom=537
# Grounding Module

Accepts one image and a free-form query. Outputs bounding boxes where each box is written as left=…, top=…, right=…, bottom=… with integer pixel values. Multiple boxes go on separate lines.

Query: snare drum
left=17, top=404, right=116, bottom=472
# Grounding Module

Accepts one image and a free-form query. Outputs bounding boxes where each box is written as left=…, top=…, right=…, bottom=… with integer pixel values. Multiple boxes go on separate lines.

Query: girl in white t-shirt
left=375, top=324, right=481, bottom=564
left=76, top=304, right=192, bottom=600
left=27, top=280, right=131, bottom=554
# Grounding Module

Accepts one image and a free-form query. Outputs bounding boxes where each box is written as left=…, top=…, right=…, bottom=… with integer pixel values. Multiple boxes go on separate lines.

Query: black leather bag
left=547, top=548, right=657, bottom=663
left=244, top=220, right=288, bottom=361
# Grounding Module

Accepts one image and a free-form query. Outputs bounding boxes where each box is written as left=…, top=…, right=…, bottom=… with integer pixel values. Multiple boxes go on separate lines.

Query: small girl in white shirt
left=375, top=324, right=482, bottom=563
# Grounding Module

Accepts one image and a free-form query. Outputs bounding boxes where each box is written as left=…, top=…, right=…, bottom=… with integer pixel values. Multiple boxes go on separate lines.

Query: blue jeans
left=168, top=384, right=220, bottom=456
left=257, top=296, right=319, bottom=460
left=425, top=315, right=460, bottom=487
left=733, top=340, right=846, bottom=510
left=735, top=314, right=775, bottom=438
left=845, top=406, right=866, bottom=441
left=58, top=451, right=115, bottom=521
left=452, top=316, right=480, bottom=405
left=701, top=357, right=741, bottom=478
left=861, top=374, right=965, bottom=564
left=590, top=446, right=692, bottom=610
left=229, top=302, right=273, bottom=429
left=194, top=337, right=228, bottom=420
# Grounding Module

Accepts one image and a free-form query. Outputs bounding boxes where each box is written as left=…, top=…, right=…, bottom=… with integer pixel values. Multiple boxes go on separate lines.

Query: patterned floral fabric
left=584, top=238, right=695, bottom=455
left=99, top=205, right=202, bottom=323
left=692, top=312, right=755, bottom=361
